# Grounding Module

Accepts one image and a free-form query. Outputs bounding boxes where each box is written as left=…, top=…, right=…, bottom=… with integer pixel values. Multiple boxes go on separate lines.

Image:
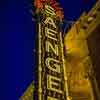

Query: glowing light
left=34, top=0, right=43, bottom=9
left=33, top=0, right=64, bottom=19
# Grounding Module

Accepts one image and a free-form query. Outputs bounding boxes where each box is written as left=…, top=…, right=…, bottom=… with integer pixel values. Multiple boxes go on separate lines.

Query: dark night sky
left=0, top=0, right=97, bottom=99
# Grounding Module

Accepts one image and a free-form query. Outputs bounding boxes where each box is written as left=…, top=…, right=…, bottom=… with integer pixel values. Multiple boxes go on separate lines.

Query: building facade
left=64, top=0, right=100, bottom=99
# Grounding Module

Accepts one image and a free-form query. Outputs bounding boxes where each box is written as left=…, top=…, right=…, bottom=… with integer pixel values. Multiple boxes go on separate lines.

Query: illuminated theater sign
left=37, top=4, right=66, bottom=100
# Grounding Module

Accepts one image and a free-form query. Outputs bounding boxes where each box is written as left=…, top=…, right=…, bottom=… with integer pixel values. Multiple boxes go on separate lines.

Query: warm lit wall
left=64, top=16, right=94, bottom=99
left=64, top=1, right=100, bottom=98
left=20, top=82, right=34, bottom=100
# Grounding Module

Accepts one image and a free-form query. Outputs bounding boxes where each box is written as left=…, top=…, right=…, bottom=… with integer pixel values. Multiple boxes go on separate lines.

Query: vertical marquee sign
left=34, top=2, right=67, bottom=100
